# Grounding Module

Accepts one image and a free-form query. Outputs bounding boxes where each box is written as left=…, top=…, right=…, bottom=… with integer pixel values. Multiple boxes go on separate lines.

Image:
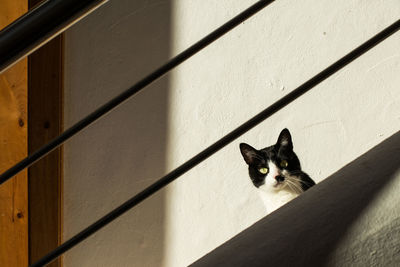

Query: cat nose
left=275, top=175, right=285, bottom=182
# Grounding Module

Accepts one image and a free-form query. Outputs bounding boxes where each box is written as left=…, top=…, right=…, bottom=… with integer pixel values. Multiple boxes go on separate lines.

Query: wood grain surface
left=28, top=1, right=64, bottom=266
left=28, top=35, right=63, bottom=267
left=0, top=1, right=28, bottom=266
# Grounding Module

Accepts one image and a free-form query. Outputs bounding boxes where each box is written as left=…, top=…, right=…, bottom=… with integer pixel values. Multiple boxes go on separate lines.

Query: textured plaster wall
left=166, top=0, right=399, bottom=266
left=191, top=132, right=400, bottom=267
left=64, top=0, right=400, bottom=266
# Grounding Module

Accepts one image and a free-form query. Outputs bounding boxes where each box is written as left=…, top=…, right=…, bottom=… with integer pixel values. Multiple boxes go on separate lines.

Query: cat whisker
left=284, top=178, right=303, bottom=194
left=291, top=179, right=304, bottom=194
left=283, top=179, right=297, bottom=193
left=285, top=182, right=295, bottom=192
left=288, top=176, right=309, bottom=186
left=280, top=180, right=289, bottom=190
left=289, top=182, right=302, bottom=194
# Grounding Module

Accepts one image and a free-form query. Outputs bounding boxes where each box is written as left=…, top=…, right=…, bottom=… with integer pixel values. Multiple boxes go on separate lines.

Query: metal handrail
left=0, top=0, right=108, bottom=73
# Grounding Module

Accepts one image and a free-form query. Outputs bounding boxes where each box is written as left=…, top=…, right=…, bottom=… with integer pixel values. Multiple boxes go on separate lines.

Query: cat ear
left=240, top=143, right=260, bottom=165
left=277, top=128, right=293, bottom=149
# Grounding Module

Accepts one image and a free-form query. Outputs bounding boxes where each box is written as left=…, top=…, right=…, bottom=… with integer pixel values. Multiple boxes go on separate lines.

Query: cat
left=240, top=128, right=315, bottom=211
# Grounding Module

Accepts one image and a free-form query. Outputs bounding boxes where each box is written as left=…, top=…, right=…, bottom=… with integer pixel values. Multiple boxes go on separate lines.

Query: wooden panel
left=0, top=1, right=28, bottom=267
left=28, top=0, right=63, bottom=263
left=28, top=35, right=63, bottom=266
left=0, top=1, right=27, bottom=27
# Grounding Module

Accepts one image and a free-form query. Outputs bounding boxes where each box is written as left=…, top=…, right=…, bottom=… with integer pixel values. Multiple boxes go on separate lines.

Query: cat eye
left=258, top=167, right=269, bottom=174
left=280, top=160, right=288, bottom=168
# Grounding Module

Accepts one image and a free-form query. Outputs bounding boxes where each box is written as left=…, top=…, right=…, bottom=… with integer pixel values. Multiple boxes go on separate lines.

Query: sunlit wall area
left=190, top=132, right=400, bottom=266
left=165, top=0, right=399, bottom=266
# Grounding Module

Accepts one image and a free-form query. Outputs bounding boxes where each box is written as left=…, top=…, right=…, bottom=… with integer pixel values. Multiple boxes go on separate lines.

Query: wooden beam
left=28, top=0, right=64, bottom=264
left=28, top=7, right=63, bottom=267
left=0, top=1, right=28, bottom=267
left=28, top=34, right=63, bottom=266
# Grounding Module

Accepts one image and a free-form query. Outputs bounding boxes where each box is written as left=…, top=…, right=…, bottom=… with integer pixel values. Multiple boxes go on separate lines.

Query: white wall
left=64, top=0, right=400, bottom=266
left=191, top=132, right=400, bottom=266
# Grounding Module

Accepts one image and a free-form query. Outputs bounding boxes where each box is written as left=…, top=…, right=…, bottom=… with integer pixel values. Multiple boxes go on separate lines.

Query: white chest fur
left=257, top=187, right=298, bottom=213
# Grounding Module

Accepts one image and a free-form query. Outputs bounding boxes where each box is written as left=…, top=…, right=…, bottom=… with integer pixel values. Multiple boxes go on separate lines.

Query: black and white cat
left=240, top=129, right=315, bottom=211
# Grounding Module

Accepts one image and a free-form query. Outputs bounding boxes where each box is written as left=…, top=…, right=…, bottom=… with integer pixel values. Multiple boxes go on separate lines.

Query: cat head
left=240, top=128, right=305, bottom=193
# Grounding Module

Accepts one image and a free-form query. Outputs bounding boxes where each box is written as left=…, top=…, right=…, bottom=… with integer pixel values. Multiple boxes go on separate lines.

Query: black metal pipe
left=0, top=0, right=108, bottom=73
left=30, top=18, right=400, bottom=267
left=0, top=0, right=276, bottom=186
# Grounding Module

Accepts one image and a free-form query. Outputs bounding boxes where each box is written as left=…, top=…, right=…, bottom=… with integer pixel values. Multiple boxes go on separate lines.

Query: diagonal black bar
left=30, top=18, right=400, bottom=267
left=0, top=0, right=108, bottom=73
left=0, top=0, right=275, bottom=186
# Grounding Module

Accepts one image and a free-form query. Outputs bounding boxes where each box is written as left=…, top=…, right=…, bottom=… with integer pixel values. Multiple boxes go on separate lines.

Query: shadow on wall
left=63, top=0, right=171, bottom=266
left=191, top=131, right=400, bottom=267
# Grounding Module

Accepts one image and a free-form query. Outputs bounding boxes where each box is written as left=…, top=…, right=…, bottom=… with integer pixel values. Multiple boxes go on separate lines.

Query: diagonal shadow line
left=191, top=131, right=400, bottom=267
